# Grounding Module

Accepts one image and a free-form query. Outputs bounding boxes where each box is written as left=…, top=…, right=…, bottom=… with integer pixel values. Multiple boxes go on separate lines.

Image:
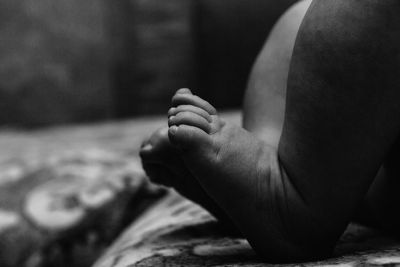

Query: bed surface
left=0, top=112, right=399, bottom=267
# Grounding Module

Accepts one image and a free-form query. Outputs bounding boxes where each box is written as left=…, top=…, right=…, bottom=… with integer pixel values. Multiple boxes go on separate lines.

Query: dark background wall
left=194, top=0, right=297, bottom=109
left=0, top=0, right=116, bottom=127
left=0, top=0, right=297, bottom=128
left=114, top=0, right=196, bottom=118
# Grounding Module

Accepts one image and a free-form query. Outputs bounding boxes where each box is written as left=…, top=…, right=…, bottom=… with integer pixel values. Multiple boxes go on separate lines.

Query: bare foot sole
left=167, top=88, right=334, bottom=262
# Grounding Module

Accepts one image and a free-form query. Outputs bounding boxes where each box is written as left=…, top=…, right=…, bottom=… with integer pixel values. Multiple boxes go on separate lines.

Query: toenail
left=168, top=115, right=175, bottom=122
left=141, top=144, right=153, bottom=151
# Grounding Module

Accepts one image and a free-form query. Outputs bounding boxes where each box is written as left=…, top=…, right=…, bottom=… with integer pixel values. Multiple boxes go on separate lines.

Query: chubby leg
left=245, top=0, right=400, bottom=234
left=278, top=0, right=400, bottom=255
left=167, top=0, right=400, bottom=262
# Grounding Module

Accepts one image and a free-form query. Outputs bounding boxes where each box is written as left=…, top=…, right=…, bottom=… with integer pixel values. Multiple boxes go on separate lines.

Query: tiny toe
left=168, top=125, right=211, bottom=149
left=139, top=138, right=154, bottom=160
left=140, top=127, right=174, bottom=162
left=168, top=111, right=211, bottom=133
left=140, top=135, right=151, bottom=149
left=168, top=105, right=212, bottom=122
left=139, top=144, right=165, bottom=164
left=139, top=144, right=153, bottom=158
left=172, top=93, right=217, bottom=115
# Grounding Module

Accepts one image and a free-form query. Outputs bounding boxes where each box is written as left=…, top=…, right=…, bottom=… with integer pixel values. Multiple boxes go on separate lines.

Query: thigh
left=279, top=0, right=400, bottom=238
left=243, top=0, right=312, bottom=147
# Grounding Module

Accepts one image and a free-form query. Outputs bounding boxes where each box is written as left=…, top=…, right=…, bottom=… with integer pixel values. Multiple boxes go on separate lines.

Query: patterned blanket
left=0, top=118, right=166, bottom=267
left=2, top=113, right=400, bottom=267
left=94, top=191, right=400, bottom=267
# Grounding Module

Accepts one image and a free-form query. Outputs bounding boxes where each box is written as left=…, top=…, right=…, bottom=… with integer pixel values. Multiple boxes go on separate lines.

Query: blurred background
left=0, top=0, right=296, bottom=128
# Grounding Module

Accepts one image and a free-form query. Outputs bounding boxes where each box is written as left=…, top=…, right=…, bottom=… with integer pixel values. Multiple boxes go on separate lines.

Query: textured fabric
left=94, top=191, right=400, bottom=267
left=0, top=118, right=166, bottom=267
left=93, top=113, right=400, bottom=267
left=2, top=113, right=400, bottom=266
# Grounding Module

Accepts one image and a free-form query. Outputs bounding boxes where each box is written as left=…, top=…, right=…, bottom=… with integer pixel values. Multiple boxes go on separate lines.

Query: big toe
left=140, top=127, right=175, bottom=163
left=142, top=162, right=176, bottom=187
left=140, top=127, right=185, bottom=187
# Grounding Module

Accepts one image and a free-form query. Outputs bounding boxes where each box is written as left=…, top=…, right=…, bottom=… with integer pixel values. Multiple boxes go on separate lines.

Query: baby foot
left=139, top=126, right=240, bottom=233
left=167, top=89, right=332, bottom=262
